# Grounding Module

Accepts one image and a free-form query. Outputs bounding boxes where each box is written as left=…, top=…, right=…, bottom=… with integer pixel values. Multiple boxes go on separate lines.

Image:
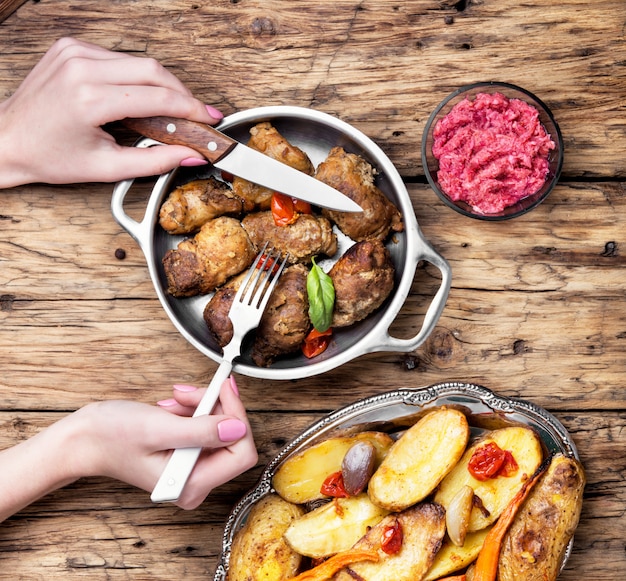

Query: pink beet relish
left=432, top=92, right=555, bottom=214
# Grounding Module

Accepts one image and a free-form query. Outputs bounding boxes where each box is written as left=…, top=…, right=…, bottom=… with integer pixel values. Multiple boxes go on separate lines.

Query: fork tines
left=237, top=244, right=289, bottom=309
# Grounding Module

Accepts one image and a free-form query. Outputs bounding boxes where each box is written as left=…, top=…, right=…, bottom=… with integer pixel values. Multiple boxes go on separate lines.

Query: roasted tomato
left=255, top=252, right=280, bottom=274
left=468, top=441, right=519, bottom=481
left=271, top=193, right=312, bottom=226
left=320, top=471, right=349, bottom=498
left=292, top=197, right=312, bottom=214
left=302, top=327, right=332, bottom=358
left=380, top=518, right=403, bottom=555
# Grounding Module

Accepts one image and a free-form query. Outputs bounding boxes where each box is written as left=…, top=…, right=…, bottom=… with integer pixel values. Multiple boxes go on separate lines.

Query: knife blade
left=122, top=116, right=362, bottom=213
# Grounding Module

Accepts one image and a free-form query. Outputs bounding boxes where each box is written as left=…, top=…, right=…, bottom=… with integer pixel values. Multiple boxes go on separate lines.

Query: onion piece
left=446, top=485, right=475, bottom=546
left=341, top=440, right=376, bottom=496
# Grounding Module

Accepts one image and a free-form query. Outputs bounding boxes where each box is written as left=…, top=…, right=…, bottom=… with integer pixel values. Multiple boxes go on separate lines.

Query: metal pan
left=111, top=106, right=451, bottom=379
left=214, top=382, right=579, bottom=580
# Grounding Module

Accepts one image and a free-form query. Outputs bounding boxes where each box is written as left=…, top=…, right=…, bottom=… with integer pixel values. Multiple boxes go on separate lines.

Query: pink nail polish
left=180, top=157, right=208, bottom=167
left=156, top=398, right=178, bottom=407
left=205, top=104, right=224, bottom=120
left=229, top=375, right=239, bottom=396
left=218, top=418, right=247, bottom=442
left=173, top=384, right=198, bottom=392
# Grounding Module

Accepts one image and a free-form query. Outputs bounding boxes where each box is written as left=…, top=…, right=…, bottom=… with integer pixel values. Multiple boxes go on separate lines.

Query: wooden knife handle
left=122, top=116, right=237, bottom=163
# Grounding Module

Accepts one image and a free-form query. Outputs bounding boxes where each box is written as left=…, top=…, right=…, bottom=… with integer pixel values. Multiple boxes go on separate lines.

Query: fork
left=151, top=244, right=289, bottom=503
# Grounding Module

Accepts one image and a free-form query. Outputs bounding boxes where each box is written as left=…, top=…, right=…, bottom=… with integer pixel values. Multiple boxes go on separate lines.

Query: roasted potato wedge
left=334, top=502, right=446, bottom=581
left=226, top=494, right=305, bottom=581
left=368, top=408, right=469, bottom=511
left=423, top=528, right=490, bottom=581
left=284, top=493, right=389, bottom=558
left=497, top=453, right=585, bottom=581
left=272, top=432, right=394, bottom=504
left=434, top=426, right=543, bottom=532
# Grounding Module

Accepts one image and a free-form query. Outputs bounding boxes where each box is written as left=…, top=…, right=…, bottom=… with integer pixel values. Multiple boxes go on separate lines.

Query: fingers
left=170, top=376, right=257, bottom=509
left=147, top=408, right=248, bottom=453
left=35, top=37, right=219, bottom=127
left=92, top=142, right=208, bottom=183
left=175, top=441, right=259, bottom=510
left=157, top=377, right=241, bottom=416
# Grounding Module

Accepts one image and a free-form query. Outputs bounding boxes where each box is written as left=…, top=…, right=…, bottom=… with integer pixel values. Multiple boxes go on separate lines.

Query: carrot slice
left=286, top=549, right=379, bottom=581
left=472, top=457, right=550, bottom=581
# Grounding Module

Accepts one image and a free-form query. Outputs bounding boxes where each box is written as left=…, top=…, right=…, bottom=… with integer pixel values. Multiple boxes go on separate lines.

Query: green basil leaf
left=307, top=257, right=335, bottom=332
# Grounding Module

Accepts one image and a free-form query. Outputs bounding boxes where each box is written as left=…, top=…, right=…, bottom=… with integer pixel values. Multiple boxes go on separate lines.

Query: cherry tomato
left=498, top=450, right=519, bottom=477
left=320, top=471, right=349, bottom=498
left=255, top=253, right=279, bottom=274
left=468, top=442, right=506, bottom=481
left=271, top=193, right=312, bottom=226
left=292, top=198, right=312, bottom=214
left=380, top=519, right=403, bottom=555
left=302, top=327, right=333, bottom=359
left=271, top=193, right=297, bottom=226
left=220, top=170, right=234, bottom=183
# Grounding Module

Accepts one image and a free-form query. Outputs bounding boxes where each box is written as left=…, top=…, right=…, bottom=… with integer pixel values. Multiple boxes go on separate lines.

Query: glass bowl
left=421, top=82, right=564, bottom=221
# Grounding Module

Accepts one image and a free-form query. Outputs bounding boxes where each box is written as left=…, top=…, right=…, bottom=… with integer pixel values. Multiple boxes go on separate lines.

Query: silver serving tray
left=213, top=382, right=578, bottom=580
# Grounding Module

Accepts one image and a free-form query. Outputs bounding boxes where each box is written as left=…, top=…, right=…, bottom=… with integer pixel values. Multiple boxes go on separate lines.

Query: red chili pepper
left=302, top=327, right=333, bottom=359
left=380, top=518, right=403, bottom=555
left=320, top=471, right=349, bottom=498
left=468, top=442, right=507, bottom=481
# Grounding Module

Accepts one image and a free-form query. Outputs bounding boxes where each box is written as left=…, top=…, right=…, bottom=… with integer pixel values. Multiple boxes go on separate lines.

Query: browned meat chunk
left=251, top=263, right=310, bottom=367
left=159, top=177, right=243, bottom=234
left=203, top=271, right=246, bottom=347
left=232, top=122, right=315, bottom=212
left=241, top=211, right=337, bottom=264
left=163, top=216, right=256, bottom=297
left=203, top=264, right=311, bottom=367
left=329, top=239, right=395, bottom=327
left=315, top=147, right=404, bottom=241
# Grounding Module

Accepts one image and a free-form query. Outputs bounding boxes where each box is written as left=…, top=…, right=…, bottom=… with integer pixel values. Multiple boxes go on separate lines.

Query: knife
left=122, top=116, right=362, bottom=213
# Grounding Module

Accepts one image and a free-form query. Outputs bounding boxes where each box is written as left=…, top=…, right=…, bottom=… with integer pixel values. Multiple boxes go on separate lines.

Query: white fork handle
left=151, top=360, right=233, bottom=503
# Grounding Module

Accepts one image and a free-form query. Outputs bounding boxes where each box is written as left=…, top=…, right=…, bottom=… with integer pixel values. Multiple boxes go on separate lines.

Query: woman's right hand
left=0, top=37, right=221, bottom=188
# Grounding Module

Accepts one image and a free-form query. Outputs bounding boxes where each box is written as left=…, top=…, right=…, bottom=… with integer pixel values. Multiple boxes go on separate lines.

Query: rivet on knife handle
left=122, top=116, right=237, bottom=164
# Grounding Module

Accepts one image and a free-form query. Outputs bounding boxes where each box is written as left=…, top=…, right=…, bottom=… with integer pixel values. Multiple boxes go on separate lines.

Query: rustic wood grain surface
left=0, top=0, right=624, bottom=579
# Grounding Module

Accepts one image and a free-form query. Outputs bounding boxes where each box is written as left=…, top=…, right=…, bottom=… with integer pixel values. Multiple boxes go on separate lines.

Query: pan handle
left=110, top=138, right=167, bottom=252
left=361, top=236, right=452, bottom=355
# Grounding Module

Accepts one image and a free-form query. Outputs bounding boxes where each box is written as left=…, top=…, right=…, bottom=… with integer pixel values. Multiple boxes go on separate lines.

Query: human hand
left=69, top=377, right=257, bottom=509
left=0, top=37, right=220, bottom=188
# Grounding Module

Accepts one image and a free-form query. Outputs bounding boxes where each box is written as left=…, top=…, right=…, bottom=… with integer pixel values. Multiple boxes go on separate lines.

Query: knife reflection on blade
left=122, top=116, right=362, bottom=213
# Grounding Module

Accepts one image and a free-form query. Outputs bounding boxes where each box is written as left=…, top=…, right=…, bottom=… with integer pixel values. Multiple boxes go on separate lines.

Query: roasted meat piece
left=159, top=177, right=243, bottom=235
left=315, top=147, right=404, bottom=241
left=203, top=264, right=310, bottom=367
left=329, top=238, right=395, bottom=327
left=163, top=216, right=256, bottom=297
left=202, top=271, right=245, bottom=347
left=232, top=122, right=315, bottom=212
left=242, top=211, right=337, bottom=264
left=251, top=263, right=310, bottom=367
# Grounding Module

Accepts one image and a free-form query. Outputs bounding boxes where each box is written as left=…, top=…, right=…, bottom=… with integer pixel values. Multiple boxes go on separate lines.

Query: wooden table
left=0, top=1, right=624, bottom=579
